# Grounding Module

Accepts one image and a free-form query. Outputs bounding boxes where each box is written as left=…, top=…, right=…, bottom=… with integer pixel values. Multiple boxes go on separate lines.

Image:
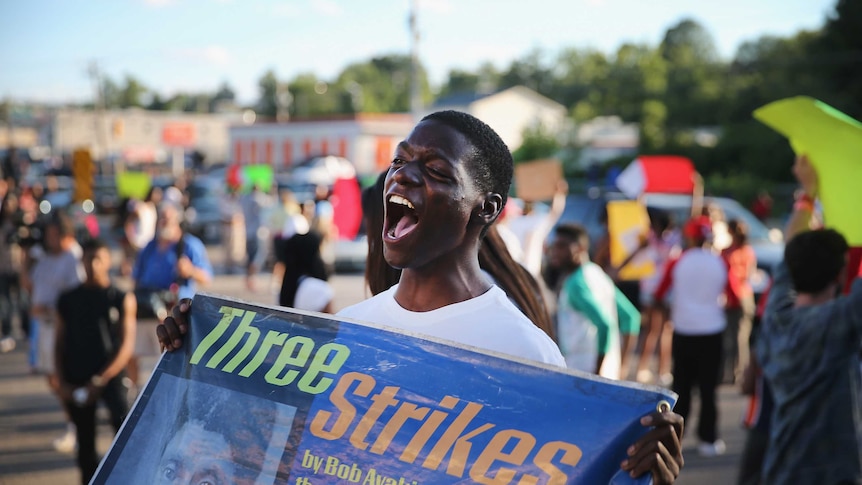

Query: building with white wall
left=228, top=113, right=414, bottom=176
left=52, top=108, right=235, bottom=163
left=429, top=86, right=567, bottom=150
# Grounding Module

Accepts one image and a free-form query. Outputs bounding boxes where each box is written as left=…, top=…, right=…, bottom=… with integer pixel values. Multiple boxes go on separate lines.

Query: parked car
left=184, top=178, right=224, bottom=244
left=93, top=175, right=121, bottom=214
left=551, top=188, right=783, bottom=296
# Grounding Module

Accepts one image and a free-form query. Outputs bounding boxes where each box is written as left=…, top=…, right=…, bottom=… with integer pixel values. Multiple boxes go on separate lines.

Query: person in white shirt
left=158, top=111, right=684, bottom=484
left=653, top=217, right=728, bottom=457
left=20, top=212, right=84, bottom=453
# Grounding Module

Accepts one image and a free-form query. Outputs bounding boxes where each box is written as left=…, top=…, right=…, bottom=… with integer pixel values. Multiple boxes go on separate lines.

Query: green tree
left=551, top=48, right=610, bottom=117
left=257, top=69, right=281, bottom=119
left=337, top=54, right=431, bottom=113
left=816, top=0, right=862, bottom=118
left=511, top=123, right=560, bottom=163
left=117, top=75, right=148, bottom=108
left=287, top=73, right=340, bottom=117
left=438, top=69, right=479, bottom=98
left=499, top=48, right=553, bottom=97
left=660, top=19, right=723, bottom=128
left=209, top=82, right=236, bottom=112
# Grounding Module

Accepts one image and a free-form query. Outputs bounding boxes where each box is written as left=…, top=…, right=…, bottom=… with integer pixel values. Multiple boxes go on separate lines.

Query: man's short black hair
left=45, top=211, right=75, bottom=237
left=81, top=238, right=109, bottom=255
left=555, top=223, right=590, bottom=245
left=421, top=110, right=513, bottom=212
left=785, top=229, right=849, bottom=294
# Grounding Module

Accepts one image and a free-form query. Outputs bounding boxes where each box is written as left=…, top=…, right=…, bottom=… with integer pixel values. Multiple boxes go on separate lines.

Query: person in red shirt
left=721, top=220, right=757, bottom=384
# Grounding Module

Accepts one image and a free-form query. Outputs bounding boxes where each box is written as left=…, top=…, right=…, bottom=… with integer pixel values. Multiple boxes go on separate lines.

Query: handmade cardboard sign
left=514, top=159, right=564, bottom=202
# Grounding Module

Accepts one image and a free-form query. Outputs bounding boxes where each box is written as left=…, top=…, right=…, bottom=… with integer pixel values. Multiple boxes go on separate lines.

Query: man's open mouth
left=385, top=194, right=419, bottom=240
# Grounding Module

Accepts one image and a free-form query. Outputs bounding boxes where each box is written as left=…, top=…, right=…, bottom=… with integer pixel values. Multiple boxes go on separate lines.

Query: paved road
left=0, top=269, right=750, bottom=484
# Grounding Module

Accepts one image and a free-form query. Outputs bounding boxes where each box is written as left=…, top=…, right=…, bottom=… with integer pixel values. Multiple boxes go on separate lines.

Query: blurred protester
left=756, top=155, right=862, bottom=484
left=737, top=285, right=773, bottom=485
left=593, top=207, right=643, bottom=332
left=269, top=192, right=311, bottom=303
left=0, top=190, right=25, bottom=352
left=220, top=188, right=245, bottom=274
left=721, top=219, right=757, bottom=384
left=56, top=239, right=135, bottom=484
left=547, top=223, right=640, bottom=379
left=494, top=200, right=525, bottom=264
left=130, top=202, right=212, bottom=386
left=703, top=202, right=732, bottom=251
left=360, top=170, right=556, bottom=340
left=122, top=186, right=161, bottom=277
left=654, top=217, right=727, bottom=457
left=276, top=231, right=333, bottom=313
left=310, top=184, right=337, bottom=273
left=240, top=184, right=272, bottom=292
left=634, top=209, right=681, bottom=386
left=751, top=190, right=773, bottom=222
left=2, top=145, right=20, bottom=185
left=503, top=181, right=568, bottom=278
left=20, top=212, right=83, bottom=453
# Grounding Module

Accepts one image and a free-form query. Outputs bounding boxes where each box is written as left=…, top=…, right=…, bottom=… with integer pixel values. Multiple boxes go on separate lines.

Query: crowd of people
left=3, top=108, right=861, bottom=484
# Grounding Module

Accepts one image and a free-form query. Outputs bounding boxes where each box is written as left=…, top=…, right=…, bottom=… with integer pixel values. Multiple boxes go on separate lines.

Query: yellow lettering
left=350, top=386, right=400, bottom=451
left=471, top=429, right=536, bottom=484
left=309, top=372, right=375, bottom=440
left=400, top=395, right=458, bottom=464
left=371, top=402, right=430, bottom=454
left=532, top=441, right=583, bottom=484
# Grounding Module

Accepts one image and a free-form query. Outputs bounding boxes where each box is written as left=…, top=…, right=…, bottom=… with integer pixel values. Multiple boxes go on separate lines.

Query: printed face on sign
left=155, top=420, right=236, bottom=485
left=383, top=119, right=483, bottom=270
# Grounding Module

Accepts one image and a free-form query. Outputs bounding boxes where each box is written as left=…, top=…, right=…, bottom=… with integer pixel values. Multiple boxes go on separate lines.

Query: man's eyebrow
left=396, top=141, right=413, bottom=154
left=395, top=141, right=454, bottom=167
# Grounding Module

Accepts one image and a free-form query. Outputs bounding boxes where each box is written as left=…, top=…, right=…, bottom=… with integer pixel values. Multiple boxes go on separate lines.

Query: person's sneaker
left=52, top=425, right=77, bottom=454
left=697, top=439, right=726, bottom=457
left=658, top=373, right=674, bottom=387
left=0, top=337, right=15, bottom=353
left=636, top=369, right=654, bottom=384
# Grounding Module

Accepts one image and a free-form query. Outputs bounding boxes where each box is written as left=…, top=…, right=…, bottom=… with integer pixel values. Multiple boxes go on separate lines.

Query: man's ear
left=476, top=193, right=503, bottom=225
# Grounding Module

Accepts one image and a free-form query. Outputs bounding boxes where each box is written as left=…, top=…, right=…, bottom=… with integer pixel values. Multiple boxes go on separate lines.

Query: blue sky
left=0, top=0, right=836, bottom=105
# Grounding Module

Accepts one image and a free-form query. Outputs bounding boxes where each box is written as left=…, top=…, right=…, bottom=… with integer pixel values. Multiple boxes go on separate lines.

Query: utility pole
left=87, top=61, right=109, bottom=168
left=408, top=0, right=422, bottom=121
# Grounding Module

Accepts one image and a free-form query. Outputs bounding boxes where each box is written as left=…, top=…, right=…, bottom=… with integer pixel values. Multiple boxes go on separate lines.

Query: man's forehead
left=403, top=120, right=472, bottom=155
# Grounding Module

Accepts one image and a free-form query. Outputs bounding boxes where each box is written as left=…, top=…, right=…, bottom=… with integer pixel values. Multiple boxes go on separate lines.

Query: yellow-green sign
left=116, top=172, right=153, bottom=200
left=754, top=96, right=862, bottom=245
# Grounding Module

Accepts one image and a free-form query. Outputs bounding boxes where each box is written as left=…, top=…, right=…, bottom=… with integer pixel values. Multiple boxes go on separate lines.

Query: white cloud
left=271, top=4, right=301, bottom=17
left=311, top=0, right=344, bottom=16
left=142, top=0, right=177, bottom=7
left=417, top=0, right=453, bottom=14
left=172, top=45, right=232, bottom=66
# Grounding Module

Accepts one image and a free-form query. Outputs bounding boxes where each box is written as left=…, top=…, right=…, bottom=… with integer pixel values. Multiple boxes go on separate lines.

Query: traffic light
left=72, top=148, right=94, bottom=202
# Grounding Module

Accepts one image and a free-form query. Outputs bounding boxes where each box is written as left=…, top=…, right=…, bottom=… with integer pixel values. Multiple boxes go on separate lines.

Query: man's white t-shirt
left=337, top=285, right=566, bottom=367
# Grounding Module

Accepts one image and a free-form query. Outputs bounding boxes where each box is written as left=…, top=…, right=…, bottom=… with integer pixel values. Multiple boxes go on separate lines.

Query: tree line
left=92, top=0, right=859, bottom=196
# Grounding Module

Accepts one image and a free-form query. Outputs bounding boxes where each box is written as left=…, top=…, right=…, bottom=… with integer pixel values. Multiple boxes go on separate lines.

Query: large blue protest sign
left=93, top=294, right=676, bottom=484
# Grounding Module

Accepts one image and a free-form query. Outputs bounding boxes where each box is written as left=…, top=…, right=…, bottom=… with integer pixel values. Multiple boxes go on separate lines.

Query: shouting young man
left=158, top=111, right=684, bottom=483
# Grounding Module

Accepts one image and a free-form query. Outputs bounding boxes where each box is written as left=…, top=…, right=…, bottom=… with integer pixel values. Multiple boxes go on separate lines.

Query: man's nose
left=391, top=161, right=422, bottom=187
